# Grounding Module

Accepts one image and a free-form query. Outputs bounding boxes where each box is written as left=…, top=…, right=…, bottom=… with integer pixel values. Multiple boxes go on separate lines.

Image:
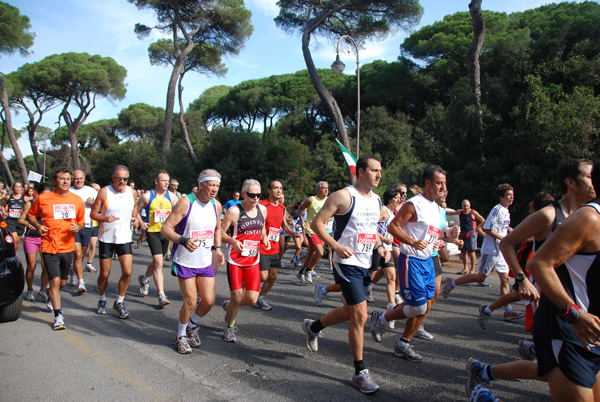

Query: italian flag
left=335, top=139, right=356, bottom=178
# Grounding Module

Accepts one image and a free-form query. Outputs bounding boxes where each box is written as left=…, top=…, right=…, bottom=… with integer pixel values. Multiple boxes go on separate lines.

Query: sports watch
left=558, top=303, right=581, bottom=324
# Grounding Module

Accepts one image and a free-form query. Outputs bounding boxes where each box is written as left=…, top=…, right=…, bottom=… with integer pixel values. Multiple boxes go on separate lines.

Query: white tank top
left=332, top=185, right=381, bottom=268
left=172, top=194, right=218, bottom=268
left=399, top=193, right=441, bottom=259
left=99, top=185, right=134, bottom=244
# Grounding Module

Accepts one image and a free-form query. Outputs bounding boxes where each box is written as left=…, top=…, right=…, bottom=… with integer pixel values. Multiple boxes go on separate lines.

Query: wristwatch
left=515, top=274, right=526, bottom=282
left=558, top=303, right=581, bottom=324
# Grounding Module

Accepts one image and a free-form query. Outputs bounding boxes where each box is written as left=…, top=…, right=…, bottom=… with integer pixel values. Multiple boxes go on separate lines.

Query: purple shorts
left=171, top=262, right=215, bottom=279
left=23, top=236, right=41, bottom=254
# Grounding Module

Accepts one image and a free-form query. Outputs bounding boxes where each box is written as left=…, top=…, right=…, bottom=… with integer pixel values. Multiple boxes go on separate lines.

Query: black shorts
left=75, top=227, right=93, bottom=248
left=260, top=253, right=280, bottom=271
left=6, top=219, right=24, bottom=237
left=370, top=248, right=394, bottom=271
left=98, top=241, right=132, bottom=259
left=146, top=231, right=169, bottom=256
left=43, top=252, right=74, bottom=280
left=91, top=225, right=99, bottom=237
left=332, top=262, right=372, bottom=306
left=535, top=336, right=600, bottom=388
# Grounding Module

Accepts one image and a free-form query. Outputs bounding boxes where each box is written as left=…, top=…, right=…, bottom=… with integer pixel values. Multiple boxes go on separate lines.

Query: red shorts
left=306, top=233, right=324, bottom=247
left=227, top=262, right=260, bottom=292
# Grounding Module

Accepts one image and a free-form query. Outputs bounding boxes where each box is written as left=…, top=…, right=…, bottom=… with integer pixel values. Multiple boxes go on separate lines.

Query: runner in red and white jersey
left=221, top=179, right=269, bottom=342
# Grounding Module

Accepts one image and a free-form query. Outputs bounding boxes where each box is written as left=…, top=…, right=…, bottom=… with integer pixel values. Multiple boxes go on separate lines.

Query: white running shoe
left=393, top=341, right=422, bottom=362
left=350, top=369, right=380, bottom=394
left=414, top=325, right=433, bottom=340
left=53, top=314, right=66, bottom=330
left=301, top=319, right=320, bottom=352
left=223, top=326, right=238, bottom=343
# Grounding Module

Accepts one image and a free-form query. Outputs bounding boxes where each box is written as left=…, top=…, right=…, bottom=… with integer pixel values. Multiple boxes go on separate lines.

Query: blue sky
left=3, top=0, right=584, bottom=158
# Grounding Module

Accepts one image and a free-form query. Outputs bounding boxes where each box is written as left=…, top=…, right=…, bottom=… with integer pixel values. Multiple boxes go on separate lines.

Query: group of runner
left=14, top=157, right=600, bottom=401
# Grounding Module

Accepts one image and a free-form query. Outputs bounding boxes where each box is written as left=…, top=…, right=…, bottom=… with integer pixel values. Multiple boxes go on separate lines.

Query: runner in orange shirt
left=27, top=167, right=85, bottom=330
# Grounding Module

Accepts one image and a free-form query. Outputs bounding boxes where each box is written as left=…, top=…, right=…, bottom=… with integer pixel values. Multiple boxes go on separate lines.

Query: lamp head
left=331, top=54, right=345, bottom=73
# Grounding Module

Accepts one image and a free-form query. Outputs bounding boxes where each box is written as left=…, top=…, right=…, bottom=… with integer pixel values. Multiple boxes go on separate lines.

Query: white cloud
left=247, top=0, right=280, bottom=18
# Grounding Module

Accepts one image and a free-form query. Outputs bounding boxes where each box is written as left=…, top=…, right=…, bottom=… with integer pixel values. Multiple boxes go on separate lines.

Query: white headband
left=199, top=176, right=221, bottom=183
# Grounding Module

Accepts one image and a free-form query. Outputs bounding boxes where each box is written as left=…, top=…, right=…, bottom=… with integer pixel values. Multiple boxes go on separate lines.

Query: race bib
left=268, top=227, right=280, bottom=242
left=8, top=208, right=22, bottom=218
left=154, top=209, right=171, bottom=223
left=53, top=204, right=76, bottom=220
left=357, top=233, right=377, bottom=254
left=241, top=240, right=259, bottom=257
left=190, top=229, right=214, bottom=248
left=426, top=225, right=442, bottom=244
left=326, top=219, right=333, bottom=232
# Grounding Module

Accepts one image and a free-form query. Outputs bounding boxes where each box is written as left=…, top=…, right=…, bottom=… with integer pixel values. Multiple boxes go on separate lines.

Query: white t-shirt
left=69, top=185, right=97, bottom=227
left=480, top=203, right=510, bottom=256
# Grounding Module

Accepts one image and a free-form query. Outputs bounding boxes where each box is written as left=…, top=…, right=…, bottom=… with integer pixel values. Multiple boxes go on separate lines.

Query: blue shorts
left=171, top=262, right=215, bottom=279
left=75, top=227, right=93, bottom=248
left=398, top=253, right=435, bottom=307
left=535, top=337, right=600, bottom=388
left=332, top=262, right=372, bottom=306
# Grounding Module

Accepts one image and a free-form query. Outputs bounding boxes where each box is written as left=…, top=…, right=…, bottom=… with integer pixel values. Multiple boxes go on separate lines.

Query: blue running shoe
left=478, top=281, right=491, bottom=287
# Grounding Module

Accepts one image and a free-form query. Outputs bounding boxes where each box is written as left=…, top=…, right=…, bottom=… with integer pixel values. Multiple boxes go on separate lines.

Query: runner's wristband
left=178, top=236, right=189, bottom=246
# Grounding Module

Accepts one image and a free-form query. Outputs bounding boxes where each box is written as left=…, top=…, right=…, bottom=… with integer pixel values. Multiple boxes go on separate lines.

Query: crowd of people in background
left=6, top=156, right=600, bottom=401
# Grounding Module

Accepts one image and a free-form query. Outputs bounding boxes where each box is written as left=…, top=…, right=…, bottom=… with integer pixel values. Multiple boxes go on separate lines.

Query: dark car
left=0, top=216, right=25, bottom=322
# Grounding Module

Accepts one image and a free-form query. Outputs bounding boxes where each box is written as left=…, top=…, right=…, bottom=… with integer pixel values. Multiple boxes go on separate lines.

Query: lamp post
left=331, top=35, right=360, bottom=159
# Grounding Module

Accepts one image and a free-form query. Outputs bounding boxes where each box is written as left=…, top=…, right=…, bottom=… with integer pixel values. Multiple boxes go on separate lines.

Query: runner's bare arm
left=90, top=188, right=111, bottom=222
left=221, top=206, right=243, bottom=253
left=388, top=202, right=427, bottom=250
left=297, top=198, right=312, bottom=231
left=311, top=189, right=353, bottom=259
left=213, top=201, right=225, bottom=265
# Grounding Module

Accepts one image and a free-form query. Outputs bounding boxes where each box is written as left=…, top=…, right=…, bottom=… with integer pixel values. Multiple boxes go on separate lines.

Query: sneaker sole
left=350, top=380, right=380, bottom=394
left=77, top=288, right=87, bottom=294
left=53, top=325, right=66, bottom=331
left=393, top=349, right=422, bottom=362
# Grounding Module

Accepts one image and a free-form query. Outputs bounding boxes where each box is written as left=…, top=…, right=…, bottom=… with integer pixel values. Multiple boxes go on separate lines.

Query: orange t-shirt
left=28, top=191, right=85, bottom=254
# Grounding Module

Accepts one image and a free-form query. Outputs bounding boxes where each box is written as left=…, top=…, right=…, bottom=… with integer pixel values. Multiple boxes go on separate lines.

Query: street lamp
left=331, top=34, right=360, bottom=158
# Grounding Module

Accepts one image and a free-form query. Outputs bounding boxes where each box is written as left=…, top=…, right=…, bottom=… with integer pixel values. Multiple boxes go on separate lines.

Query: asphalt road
left=1, top=237, right=551, bottom=401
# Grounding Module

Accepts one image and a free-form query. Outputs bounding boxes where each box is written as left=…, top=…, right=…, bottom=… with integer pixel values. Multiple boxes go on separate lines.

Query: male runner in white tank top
left=370, top=165, right=459, bottom=362
left=161, top=169, right=224, bottom=354
left=302, top=155, right=390, bottom=394
left=90, top=165, right=139, bottom=319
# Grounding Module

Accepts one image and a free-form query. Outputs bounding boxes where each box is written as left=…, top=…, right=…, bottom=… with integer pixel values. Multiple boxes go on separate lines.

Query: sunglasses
left=400, top=191, right=407, bottom=196
left=114, top=177, right=129, bottom=182
left=245, top=192, right=261, bottom=199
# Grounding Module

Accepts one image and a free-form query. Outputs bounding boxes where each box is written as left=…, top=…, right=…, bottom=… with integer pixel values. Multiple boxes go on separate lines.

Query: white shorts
left=477, top=253, right=508, bottom=276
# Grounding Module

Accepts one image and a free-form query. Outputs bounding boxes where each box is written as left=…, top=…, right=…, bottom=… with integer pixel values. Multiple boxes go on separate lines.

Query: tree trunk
left=302, top=12, right=354, bottom=181
left=68, top=127, right=81, bottom=171
left=0, top=76, right=29, bottom=183
left=467, top=0, right=485, bottom=131
left=177, top=72, right=197, bottom=162
left=162, top=39, right=195, bottom=164
left=22, top=105, right=44, bottom=173
left=0, top=122, right=15, bottom=186
left=29, top=127, right=43, bottom=174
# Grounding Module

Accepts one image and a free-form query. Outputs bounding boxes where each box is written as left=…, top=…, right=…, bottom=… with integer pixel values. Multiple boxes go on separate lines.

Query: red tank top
left=259, top=199, right=285, bottom=255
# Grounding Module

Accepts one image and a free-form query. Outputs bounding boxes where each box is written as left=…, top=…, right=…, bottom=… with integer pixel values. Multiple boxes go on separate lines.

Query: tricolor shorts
left=398, top=253, right=435, bottom=307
